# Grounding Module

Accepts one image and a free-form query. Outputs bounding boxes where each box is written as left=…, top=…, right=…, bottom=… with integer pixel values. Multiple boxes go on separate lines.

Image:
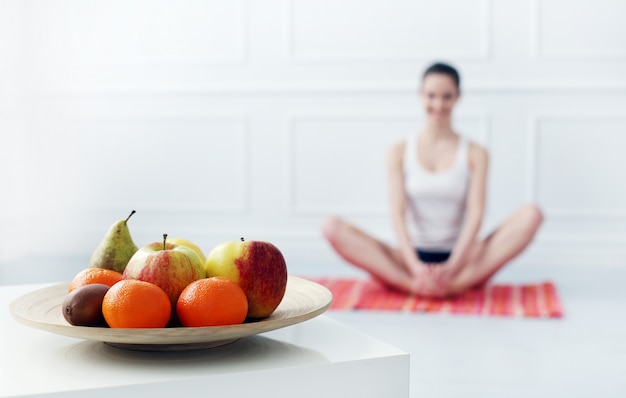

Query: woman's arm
left=386, top=141, right=423, bottom=275
left=446, top=143, right=489, bottom=271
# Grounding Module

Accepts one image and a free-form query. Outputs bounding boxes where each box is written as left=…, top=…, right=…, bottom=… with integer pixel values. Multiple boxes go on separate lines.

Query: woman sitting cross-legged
left=322, top=62, right=543, bottom=298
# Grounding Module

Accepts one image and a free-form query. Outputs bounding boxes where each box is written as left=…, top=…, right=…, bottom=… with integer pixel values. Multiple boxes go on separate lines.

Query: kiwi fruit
left=62, top=283, right=110, bottom=327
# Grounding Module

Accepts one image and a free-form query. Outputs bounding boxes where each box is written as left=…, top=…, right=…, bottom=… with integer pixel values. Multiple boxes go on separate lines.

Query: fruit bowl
left=9, top=276, right=332, bottom=351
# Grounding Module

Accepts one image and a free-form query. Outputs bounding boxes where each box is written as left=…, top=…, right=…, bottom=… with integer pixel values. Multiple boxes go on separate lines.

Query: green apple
left=123, top=234, right=206, bottom=307
left=167, top=237, right=206, bottom=264
left=205, top=238, right=288, bottom=319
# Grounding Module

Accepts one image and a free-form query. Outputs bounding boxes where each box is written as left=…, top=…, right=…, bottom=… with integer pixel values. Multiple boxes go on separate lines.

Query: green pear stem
left=125, top=210, right=136, bottom=223
left=163, top=233, right=168, bottom=250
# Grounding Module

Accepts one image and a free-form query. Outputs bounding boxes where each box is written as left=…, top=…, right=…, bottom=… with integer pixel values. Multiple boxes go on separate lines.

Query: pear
left=88, top=210, right=139, bottom=273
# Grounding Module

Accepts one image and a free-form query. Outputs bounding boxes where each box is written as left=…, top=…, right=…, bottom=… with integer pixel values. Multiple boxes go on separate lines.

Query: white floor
left=325, top=265, right=626, bottom=398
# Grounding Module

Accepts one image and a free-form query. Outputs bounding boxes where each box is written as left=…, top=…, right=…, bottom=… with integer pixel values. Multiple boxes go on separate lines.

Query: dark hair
left=422, top=62, right=460, bottom=92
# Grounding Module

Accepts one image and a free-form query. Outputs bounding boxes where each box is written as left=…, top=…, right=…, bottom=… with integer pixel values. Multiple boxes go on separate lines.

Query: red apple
left=123, top=234, right=206, bottom=307
left=205, top=238, right=287, bottom=319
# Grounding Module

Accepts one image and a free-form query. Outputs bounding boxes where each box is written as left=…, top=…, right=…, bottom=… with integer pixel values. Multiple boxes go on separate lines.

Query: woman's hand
left=412, top=261, right=459, bottom=297
left=408, top=260, right=445, bottom=297
left=431, top=263, right=455, bottom=287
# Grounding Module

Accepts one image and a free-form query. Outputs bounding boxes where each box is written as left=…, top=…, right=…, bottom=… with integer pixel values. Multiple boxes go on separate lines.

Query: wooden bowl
left=10, top=276, right=332, bottom=351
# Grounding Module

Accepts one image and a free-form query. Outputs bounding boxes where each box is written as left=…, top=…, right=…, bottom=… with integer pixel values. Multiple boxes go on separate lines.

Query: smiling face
left=420, top=73, right=460, bottom=125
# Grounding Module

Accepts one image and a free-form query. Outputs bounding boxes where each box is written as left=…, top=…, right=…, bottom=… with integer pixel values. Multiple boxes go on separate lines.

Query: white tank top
left=403, top=133, right=470, bottom=251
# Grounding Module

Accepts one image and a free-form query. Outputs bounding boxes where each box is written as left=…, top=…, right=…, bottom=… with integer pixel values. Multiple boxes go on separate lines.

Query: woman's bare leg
left=321, top=216, right=414, bottom=292
left=451, top=204, right=544, bottom=293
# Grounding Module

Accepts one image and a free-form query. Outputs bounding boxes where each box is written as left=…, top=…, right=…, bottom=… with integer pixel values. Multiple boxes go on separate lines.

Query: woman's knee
left=519, top=203, right=544, bottom=231
left=321, top=215, right=345, bottom=243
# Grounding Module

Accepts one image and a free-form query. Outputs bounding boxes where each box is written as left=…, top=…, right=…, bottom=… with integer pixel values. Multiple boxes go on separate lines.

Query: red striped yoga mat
left=308, top=277, right=563, bottom=318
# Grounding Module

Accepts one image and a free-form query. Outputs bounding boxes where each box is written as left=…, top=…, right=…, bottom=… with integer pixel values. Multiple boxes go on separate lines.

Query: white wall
left=2, top=0, right=626, bottom=282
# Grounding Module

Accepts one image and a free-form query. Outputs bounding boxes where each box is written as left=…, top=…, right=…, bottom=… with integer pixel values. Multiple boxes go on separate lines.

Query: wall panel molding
left=286, top=0, right=491, bottom=64
left=286, top=111, right=490, bottom=217
left=66, top=115, right=252, bottom=215
left=530, top=0, right=626, bottom=60
left=35, top=81, right=626, bottom=97
left=26, top=0, right=249, bottom=67
left=527, top=112, right=626, bottom=219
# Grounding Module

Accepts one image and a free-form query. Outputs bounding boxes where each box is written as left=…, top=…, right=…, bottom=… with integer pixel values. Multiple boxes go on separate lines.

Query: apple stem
left=240, top=237, right=244, bottom=242
left=163, top=233, right=168, bottom=250
left=125, top=210, right=136, bottom=223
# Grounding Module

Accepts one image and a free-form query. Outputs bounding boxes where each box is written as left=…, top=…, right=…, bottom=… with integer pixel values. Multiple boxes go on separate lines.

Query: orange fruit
left=176, top=277, right=248, bottom=327
left=68, top=268, right=123, bottom=292
left=102, top=280, right=171, bottom=328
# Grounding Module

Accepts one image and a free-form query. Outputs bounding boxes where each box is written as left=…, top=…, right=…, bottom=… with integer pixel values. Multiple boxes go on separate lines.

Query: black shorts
left=416, top=249, right=451, bottom=264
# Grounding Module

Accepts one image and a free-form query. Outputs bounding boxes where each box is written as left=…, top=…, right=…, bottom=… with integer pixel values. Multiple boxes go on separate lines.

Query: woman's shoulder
left=467, top=140, right=489, bottom=169
left=387, top=138, right=409, bottom=158
left=388, top=139, right=407, bottom=154
left=386, top=139, right=407, bottom=167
